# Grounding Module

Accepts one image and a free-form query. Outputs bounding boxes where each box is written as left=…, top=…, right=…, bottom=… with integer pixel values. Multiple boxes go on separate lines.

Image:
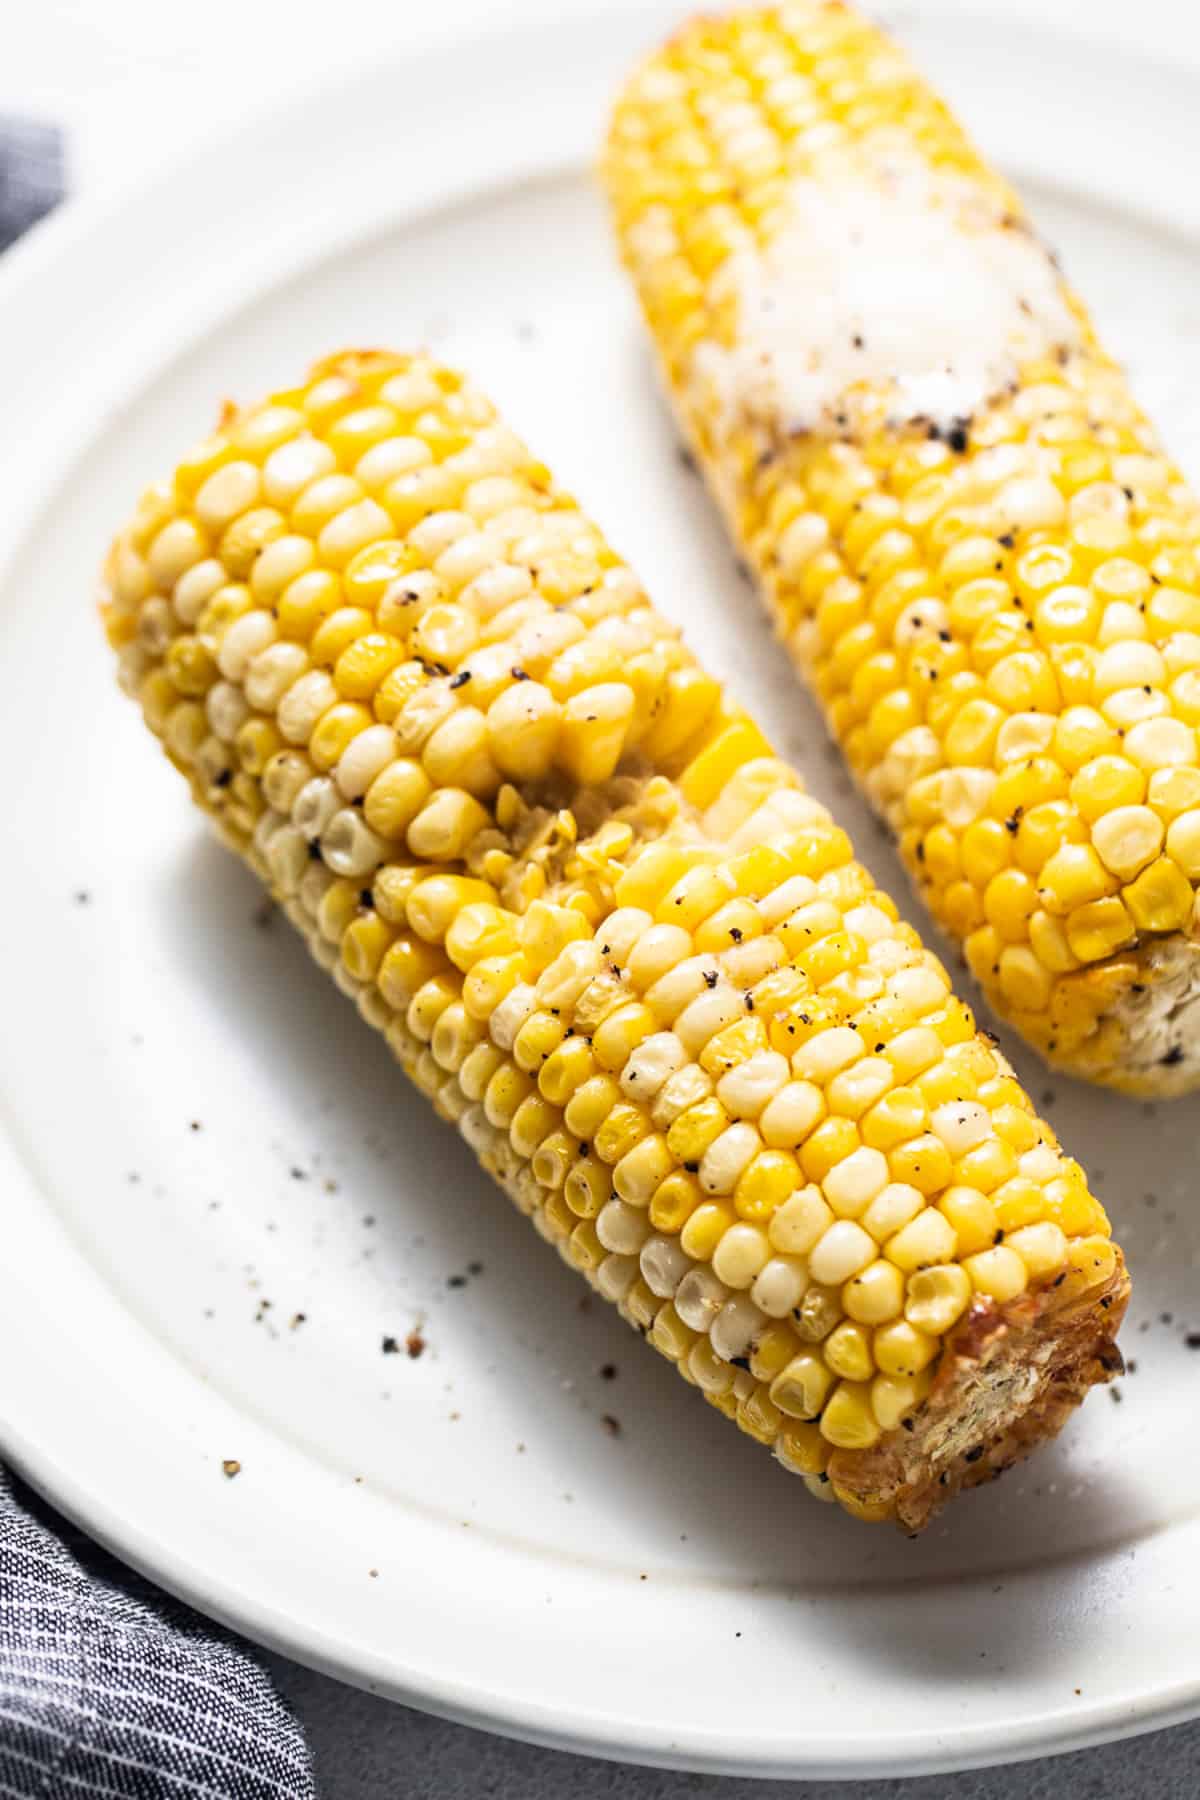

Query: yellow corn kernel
left=680, top=1201, right=736, bottom=1261
left=1122, top=856, right=1193, bottom=932
left=873, top=1319, right=939, bottom=1379
left=649, top=1169, right=703, bottom=1233
left=818, top=1381, right=881, bottom=1450
left=823, top=1320, right=875, bottom=1382
left=963, top=1245, right=1029, bottom=1302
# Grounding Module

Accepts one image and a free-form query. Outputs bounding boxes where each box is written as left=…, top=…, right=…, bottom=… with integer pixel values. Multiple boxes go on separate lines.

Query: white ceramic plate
left=2, top=2, right=1200, bottom=1778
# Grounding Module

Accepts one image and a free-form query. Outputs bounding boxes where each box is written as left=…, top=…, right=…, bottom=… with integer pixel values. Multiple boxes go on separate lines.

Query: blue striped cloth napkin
left=0, top=119, right=315, bottom=1800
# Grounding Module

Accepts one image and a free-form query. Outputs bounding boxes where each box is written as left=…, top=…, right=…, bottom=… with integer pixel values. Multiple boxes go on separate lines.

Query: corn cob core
left=604, top=0, right=1200, bottom=1093
left=101, top=350, right=1126, bottom=1528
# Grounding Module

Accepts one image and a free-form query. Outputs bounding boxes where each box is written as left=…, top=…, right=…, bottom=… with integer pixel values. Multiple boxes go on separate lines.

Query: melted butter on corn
left=605, top=0, right=1200, bottom=1093
left=101, top=348, right=1126, bottom=1528
left=695, top=147, right=1080, bottom=443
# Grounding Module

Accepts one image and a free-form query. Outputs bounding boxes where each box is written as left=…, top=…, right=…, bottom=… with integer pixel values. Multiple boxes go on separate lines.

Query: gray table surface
left=267, top=1657, right=1197, bottom=1797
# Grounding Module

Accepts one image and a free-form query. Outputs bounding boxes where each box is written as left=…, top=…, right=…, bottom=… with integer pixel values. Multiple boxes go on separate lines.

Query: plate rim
left=3, top=1, right=1200, bottom=1777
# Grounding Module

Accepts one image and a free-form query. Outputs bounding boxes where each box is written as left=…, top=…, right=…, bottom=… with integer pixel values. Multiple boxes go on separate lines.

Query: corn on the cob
left=100, top=349, right=1127, bottom=1529
left=605, top=0, right=1200, bottom=1094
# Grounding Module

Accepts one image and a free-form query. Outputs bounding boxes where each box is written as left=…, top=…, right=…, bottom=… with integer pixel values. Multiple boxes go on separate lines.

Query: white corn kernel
left=699, top=1122, right=760, bottom=1195
left=768, top=1184, right=833, bottom=1254
left=619, top=1031, right=687, bottom=1102
left=321, top=810, right=386, bottom=879
left=709, top=1294, right=765, bottom=1362
left=597, top=1200, right=652, bottom=1256
left=929, top=1101, right=991, bottom=1158
left=640, top=1234, right=692, bottom=1297
left=218, top=610, right=277, bottom=682
left=292, top=776, right=341, bottom=841
left=595, top=1254, right=639, bottom=1303
left=336, top=724, right=398, bottom=800
left=711, top=1223, right=771, bottom=1289
left=750, top=1255, right=808, bottom=1317
left=792, top=1025, right=863, bottom=1082
left=278, top=669, right=338, bottom=744
left=809, top=1220, right=876, bottom=1286
left=716, top=1050, right=790, bottom=1119
left=675, top=1266, right=730, bottom=1332
left=822, top=1146, right=889, bottom=1218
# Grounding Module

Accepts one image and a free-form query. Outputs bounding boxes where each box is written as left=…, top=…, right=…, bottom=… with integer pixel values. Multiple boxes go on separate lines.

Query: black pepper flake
left=600, top=1363, right=617, bottom=1380
left=1185, top=1333, right=1200, bottom=1350
left=290, top=1166, right=307, bottom=1181
left=447, top=1274, right=467, bottom=1289
left=683, top=1160, right=700, bottom=1173
left=189, top=1120, right=201, bottom=1133
left=730, top=927, right=743, bottom=942
left=993, top=1228, right=1004, bottom=1244
left=947, top=423, right=969, bottom=454
left=997, top=531, right=1015, bottom=549
left=381, top=1335, right=400, bottom=1355
left=468, top=1261, right=483, bottom=1276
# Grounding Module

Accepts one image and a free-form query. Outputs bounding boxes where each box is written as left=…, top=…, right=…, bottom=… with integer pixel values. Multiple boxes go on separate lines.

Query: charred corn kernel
left=608, top=2, right=1200, bottom=1094
left=106, top=350, right=1127, bottom=1529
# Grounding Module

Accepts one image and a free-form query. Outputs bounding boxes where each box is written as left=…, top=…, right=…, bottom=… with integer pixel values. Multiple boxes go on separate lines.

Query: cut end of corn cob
left=100, top=347, right=1128, bottom=1528
left=604, top=0, right=1200, bottom=1094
